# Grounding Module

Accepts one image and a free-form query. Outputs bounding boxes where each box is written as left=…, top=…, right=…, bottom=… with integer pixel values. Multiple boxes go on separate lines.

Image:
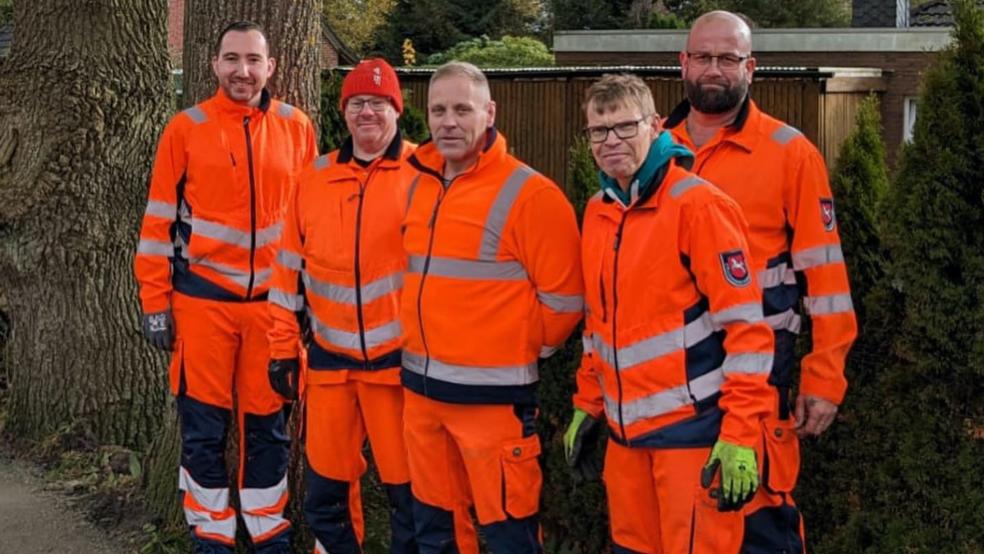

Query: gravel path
left=0, top=456, right=128, bottom=554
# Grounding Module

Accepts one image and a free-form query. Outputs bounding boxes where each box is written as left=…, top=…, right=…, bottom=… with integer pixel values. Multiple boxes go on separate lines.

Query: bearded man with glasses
left=664, top=11, right=858, bottom=553
left=564, top=72, right=775, bottom=553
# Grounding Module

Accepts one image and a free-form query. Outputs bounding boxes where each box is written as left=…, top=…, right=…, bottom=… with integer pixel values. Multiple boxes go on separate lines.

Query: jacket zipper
left=353, top=168, right=379, bottom=369
left=416, top=177, right=454, bottom=397
left=612, top=212, right=629, bottom=443
left=243, top=116, right=257, bottom=299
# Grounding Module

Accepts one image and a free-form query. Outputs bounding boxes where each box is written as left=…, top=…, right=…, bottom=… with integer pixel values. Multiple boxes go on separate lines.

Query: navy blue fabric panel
left=253, top=529, right=292, bottom=552
left=385, top=483, right=418, bottom=554
left=741, top=504, right=804, bottom=554
left=512, top=403, right=538, bottom=437
left=308, top=341, right=402, bottom=371
left=612, top=543, right=647, bottom=554
left=187, top=527, right=233, bottom=553
left=770, top=330, right=798, bottom=389
left=401, top=368, right=538, bottom=405
left=172, top=257, right=269, bottom=303
left=683, top=297, right=709, bottom=323
left=242, top=411, right=290, bottom=489
left=762, top=284, right=801, bottom=316
left=177, top=396, right=230, bottom=487
left=304, top=466, right=360, bottom=554
left=615, top=406, right=723, bottom=449
left=685, top=330, right=727, bottom=382
left=411, top=495, right=459, bottom=554
left=482, top=515, right=542, bottom=554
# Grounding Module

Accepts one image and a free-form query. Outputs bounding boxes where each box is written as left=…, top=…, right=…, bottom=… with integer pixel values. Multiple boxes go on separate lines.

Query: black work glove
left=141, top=310, right=174, bottom=351
left=268, top=358, right=300, bottom=401
left=564, top=409, right=603, bottom=483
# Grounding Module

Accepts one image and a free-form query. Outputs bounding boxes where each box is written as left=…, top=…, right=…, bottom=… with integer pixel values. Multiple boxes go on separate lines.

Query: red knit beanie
left=341, top=58, right=404, bottom=113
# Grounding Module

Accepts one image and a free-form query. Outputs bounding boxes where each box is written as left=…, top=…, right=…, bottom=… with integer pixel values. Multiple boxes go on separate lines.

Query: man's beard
left=685, top=78, right=748, bottom=114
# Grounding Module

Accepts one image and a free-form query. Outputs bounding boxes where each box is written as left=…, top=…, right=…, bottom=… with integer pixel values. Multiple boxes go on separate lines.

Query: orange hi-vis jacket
left=401, top=130, right=584, bottom=405
left=136, top=88, right=318, bottom=313
left=268, top=134, right=417, bottom=385
left=666, top=98, right=857, bottom=405
left=573, top=160, right=775, bottom=448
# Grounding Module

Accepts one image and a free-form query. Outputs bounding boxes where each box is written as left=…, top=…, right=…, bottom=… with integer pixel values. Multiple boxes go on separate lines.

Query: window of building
left=903, top=96, right=918, bottom=143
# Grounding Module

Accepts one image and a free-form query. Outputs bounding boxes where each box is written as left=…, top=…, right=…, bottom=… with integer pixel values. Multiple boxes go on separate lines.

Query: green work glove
left=700, top=440, right=759, bottom=512
left=563, top=408, right=602, bottom=483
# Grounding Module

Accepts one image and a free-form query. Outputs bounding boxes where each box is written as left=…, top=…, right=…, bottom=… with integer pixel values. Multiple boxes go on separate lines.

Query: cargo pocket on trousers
left=168, top=339, right=186, bottom=397
left=763, top=414, right=799, bottom=494
left=690, top=484, right=743, bottom=554
left=500, top=434, right=542, bottom=519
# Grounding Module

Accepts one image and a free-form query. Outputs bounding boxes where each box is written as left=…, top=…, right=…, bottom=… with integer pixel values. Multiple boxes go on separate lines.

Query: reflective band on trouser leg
left=240, top=474, right=290, bottom=544
left=240, top=409, right=291, bottom=546
left=179, top=467, right=236, bottom=545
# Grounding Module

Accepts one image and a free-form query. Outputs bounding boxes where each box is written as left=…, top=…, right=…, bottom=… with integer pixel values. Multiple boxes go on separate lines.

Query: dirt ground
left=0, top=455, right=129, bottom=554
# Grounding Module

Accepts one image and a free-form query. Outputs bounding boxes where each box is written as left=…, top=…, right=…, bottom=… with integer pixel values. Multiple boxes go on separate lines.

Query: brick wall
left=168, top=0, right=184, bottom=65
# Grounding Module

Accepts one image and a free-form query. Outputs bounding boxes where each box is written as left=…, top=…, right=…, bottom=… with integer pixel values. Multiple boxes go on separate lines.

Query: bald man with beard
left=664, top=11, right=857, bottom=553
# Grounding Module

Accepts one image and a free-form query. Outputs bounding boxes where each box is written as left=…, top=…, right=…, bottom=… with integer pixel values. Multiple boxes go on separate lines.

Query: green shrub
left=424, top=35, right=554, bottom=68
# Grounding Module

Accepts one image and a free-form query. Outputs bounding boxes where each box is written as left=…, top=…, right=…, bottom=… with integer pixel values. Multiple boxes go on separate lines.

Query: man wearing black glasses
left=665, top=11, right=857, bottom=553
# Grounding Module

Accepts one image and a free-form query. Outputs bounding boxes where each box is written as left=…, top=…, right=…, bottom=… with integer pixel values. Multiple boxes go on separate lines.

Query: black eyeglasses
left=686, top=52, right=749, bottom=70
left=583, top=116, right=651, bottom=143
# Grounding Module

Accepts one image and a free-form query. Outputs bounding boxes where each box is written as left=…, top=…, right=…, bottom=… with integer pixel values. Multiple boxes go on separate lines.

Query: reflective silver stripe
left=310, top=312, right=401, bottom=350
left=721, top=353, right=773, bottom=375
left=478, top=165, right=535, bottom=260
left=684, top=312, right=716, bottom=346
left=537, top=291, right=584, bottom=313
left=670, top=176, right=704, bottom=198
left=184, top=105, right=208, bottom=124
left=144, top=199, right=177, bottom=220
left=766, top=309, right=802, bottom=333
left=276, top=249, right=303, bottom=271
left=581, top=334, right=593, bottom=354
left=276, top=103, right=295, bottom=119
left=540, top=345, right=558, bottom=358
left=269, top=288, right=304, bottom=311
left=175, top=234, right=189, bottom=260
left=792, top=244, right=845, bottom=271
left=137, top=239, right=173, bottom=256
left=179, top=467, right=229, bottom=513
left=240, top=475, right=288, bottom=540
left=304, top=271, right=402, bottom=305
left=253, top=267, right=274, bottom=289
left=405, top=174, right=421, bottom=215
left=192, top=218, right=283, bottom=249
left=711, top=302, right=764, bottom=326
left=314, top=154, right=330, bottom=171
left=402, top=351, right=539, bottom=386
left=315, top=541, right=328, bottom=554
left=605, top=367, right=724, bottom=427
left=771, top=125, right=802, bottom=146
left=804, top=293, right=853, bottom=315
left=192, top=257, right=253, bottom=289
left=408, top=255, right=529, bottom=281
left=594, top=328, right=684, bottom=371
left=758, top=263, right=796, bottom=289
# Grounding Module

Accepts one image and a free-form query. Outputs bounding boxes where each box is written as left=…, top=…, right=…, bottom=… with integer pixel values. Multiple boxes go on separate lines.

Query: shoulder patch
left=771, top=125, right=802, bottom=146
left=183, top=105, right=208, bottom=125
left=276, top=102, right=295, bottom=119
left=670, top=176, right=705, bottom=199
left=720, top=249, right=751, bottom=287
left=819, top=197, right=836, bottom=231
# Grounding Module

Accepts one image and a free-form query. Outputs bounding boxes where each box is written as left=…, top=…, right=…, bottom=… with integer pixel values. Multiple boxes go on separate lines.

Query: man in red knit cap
left=267, top=58, right=478, bottom=554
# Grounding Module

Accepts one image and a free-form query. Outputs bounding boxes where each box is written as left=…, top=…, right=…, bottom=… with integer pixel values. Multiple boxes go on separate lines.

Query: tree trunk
left=181, top=0, right=321, bottom=121
left=144, top=3, right=323, bottom=547
left=0, top=2, right=172, bottom=447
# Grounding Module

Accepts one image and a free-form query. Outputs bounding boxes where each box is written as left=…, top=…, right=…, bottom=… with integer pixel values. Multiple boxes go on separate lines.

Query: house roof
left=911, top=0, right=984, bottom=26
left=322, top=17, right=358, bottom=65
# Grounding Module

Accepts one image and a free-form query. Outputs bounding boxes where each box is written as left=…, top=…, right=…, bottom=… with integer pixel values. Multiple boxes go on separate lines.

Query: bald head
left=686, top=11, right=752, bottom=55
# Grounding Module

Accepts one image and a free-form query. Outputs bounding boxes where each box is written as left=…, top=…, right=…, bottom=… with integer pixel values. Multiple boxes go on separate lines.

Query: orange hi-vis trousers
left=169, top=292, right=290, bottom=551
left=604, top=440, right=744, bottom=554
left=403, top=389, right=542, bottom=554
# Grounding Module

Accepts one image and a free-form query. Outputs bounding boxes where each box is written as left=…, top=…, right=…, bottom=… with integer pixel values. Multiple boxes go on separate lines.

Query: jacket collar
left=337, top=128, right=405, bottom=164
left=664, top=95, right=760, bottom=153
left=599, top=131, right=694, bottom=209
left=211, top=87, right=271, bottom=119
left=408, top=128, right=504, bottom=184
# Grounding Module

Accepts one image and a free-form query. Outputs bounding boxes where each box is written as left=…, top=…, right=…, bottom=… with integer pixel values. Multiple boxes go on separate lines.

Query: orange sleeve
left=511, top=180, right=585, bottom=357
left=785, top=146, right=857, bottom=404
left=134, top=116, right=188, bottom=314
left=572, top=324, right=605, bottom=418
left=267, top=175, right=307, bottom=360
left=300, top=115, right=319, bottom=167
left=682, top=196, right=774, bottom=447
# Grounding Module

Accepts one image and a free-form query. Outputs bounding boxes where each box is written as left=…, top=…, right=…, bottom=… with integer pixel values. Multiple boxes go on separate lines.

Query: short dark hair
left=214, top=20, right=269, bottom=55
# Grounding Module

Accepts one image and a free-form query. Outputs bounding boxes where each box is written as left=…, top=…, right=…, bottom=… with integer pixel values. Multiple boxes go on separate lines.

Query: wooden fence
left=392, top=66, right=882, bottom=191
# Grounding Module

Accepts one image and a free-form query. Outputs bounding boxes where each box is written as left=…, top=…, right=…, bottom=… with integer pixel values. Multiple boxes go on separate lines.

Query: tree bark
left=181, top=0, right=321, bottom=122
left=0, top=2, right=172, bottom=447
